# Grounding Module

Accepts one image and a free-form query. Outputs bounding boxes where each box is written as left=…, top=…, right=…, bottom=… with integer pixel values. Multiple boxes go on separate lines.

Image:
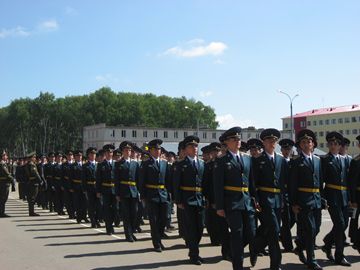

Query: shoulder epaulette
left=354, top=154, right=360, bottom=161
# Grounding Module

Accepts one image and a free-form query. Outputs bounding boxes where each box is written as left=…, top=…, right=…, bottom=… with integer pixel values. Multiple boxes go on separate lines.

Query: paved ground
left=1, top=190, right=360, bottom=270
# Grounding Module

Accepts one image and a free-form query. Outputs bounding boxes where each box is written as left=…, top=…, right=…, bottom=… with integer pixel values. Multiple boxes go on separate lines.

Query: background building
left=282, top=104, right=360, bottom=156
left=83, top=123, right=292, bottom=154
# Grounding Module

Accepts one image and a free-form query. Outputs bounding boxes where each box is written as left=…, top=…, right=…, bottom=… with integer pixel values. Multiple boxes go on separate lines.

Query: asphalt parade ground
left=1, top=191, right=360, bottom=270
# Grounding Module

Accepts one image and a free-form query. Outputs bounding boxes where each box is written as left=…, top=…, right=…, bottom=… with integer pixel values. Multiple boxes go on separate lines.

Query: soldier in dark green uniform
left=278, top=138, right=296, bottom=252
left=15, top=157, right=26, bottom=201
left=96, top=144, right=117, bottom=235
left=62, top=150, right=76, bottom=219
left=25, top=152, right=43, bottom=216
left=44, top=152, right=56, bottom=212
left=213, top=127, right=258, bottom=270
left=53, top=152, right=65, bottom=215
left=115, top=141, right=140, bottom=242
left=289, top=129, right=323, bottom=270
left=349, top=135, right=360, bottom=253
left=71, top=150, right=88, bottom=223
left=322, top=131, right=351, bottom=266
left=247, top=138, right=263, bottom=158
left=139, top=139, right=171, bottom=252
left=36, top=154, right=47, bottom=209
left=253, top=128, right=288, bottom=270
left=83, top=147, right=101, bottom=228
left=173, top=135, right=206, bottom=265
left=0, top=150, right=15, bottom=217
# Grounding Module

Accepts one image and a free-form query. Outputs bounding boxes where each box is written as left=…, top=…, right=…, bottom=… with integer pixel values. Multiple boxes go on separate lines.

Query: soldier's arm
left=213, top=158, right=225, bottom=211
left=172, top=162, right=182, bottom=205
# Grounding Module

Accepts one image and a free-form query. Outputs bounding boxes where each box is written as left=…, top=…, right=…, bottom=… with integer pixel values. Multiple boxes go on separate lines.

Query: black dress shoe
left=250, top=252, right=257, bottom=267
left=126, top=236, right=134, bottom=242
left=335, top=258, right=351, bottom=267
left=321, top=246, right=334, bottom=261
left=84, top=218, right=90, bottom=223
left=154, top=247, right=162, bottom=252
left=132, top=234, right=137, bottom=241
left=294, top=247, right=306, bottom=264
left=198, top=256, right=204, bottom=263
left=29, top=213, right=40, bottom=216
left=135, top=227, right=142, bottom=233
left=91, top=223, right=96, bottom=228
left=190, top=258, right=201, bottom=265
left=160, top=243, right=165, bottom=250
left=344, top=241, right=351, bottom=247
left=161, top=233, right=170, bottom=239
left=0, top=213, right=10, bottom=218
left=308, top=262, right=322, bottom=270
left=96, top=222, right=101, bottom=228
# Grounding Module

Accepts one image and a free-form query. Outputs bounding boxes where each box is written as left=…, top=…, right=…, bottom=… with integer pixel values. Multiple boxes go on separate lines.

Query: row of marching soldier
left=1, top=126, right=360, bottom=270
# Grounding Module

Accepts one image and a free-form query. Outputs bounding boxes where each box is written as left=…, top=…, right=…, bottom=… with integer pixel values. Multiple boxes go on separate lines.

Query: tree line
left=0, top=87, right=218, bottom=157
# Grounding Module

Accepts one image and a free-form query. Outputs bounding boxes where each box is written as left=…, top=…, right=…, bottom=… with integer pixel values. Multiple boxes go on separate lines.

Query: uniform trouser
left=147, top=200, right=168, bottom=248
left=280, top=203, right=296, bottom=251
left=47, top=188, right=56, bottom=212
left=64, top=189, right=75, bottom=218
left=349, top=208, right=359, bottom=243
left=183, top=205, right=205, bottom=259
left=177, top=206, right=187, bottom=239
left=27, top=184, right=39, bottom=215
left=226, top=209, right=256, bottom=270
left=296, top=208, right=321, bottom=265
left=166, top=198, right=173, bottom=227
left=254, top=207, right=282, bottom=270
left=55, top=188, right=65, bottom=214
left=102, top=193, right=117, bottom=232
left=206, top=207, right=221, bottom=245
left=18, top=182, right=26, bottom=199
left=324, top=205, right=349, bottom=262
left=73, top=189, right=87, bottom=221
left=0, top=184, right=10, bottom=215
left=135, top=199, right=145, bottom=228
left=85, top=191, right=101, bottom=225
left=121, top=197, right=138, bottom=237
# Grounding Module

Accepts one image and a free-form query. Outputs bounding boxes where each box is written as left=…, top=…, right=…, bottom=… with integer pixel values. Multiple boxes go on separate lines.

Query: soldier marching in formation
left=2, top=126, right=360, bottom=269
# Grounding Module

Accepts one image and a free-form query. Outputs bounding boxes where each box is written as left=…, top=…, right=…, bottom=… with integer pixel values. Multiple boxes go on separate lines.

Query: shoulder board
left=276, top=152, right=284, bottom=157
left=240, top=152, right=250, bottom=157
left=354, top=154, right=360, bottom=161
left=313, top=155, right=321, bottom=161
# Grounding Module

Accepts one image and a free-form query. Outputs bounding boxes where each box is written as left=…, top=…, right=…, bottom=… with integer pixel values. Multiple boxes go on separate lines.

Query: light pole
left=185, top=106, right=205, bottom=136
left=279, top=91, right=299, bottom=141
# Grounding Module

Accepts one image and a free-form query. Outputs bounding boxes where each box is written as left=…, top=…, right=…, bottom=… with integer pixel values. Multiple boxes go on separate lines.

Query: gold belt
left=326, top=184, right=347, bottom=191
left=29, top=176, right=36, bottom=180
left=102, top=182, right=115, bottom=187
left=298, top=187, right=320, bottom=193
left=258, top=186, right=281, bottom=193
left=72, top=179, right=82, bottom=184
left=120, top=181, right=136, bottom=186
left=180, top=186, right=202, bottom=192
left=224, top=186, right=249, bottom=192
left=146, top=184, right=165, bottom=189
left=87, top=181, right=96, bottom=185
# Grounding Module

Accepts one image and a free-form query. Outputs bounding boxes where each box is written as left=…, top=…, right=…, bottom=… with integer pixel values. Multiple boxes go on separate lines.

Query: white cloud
left=38, top=19, right=59, bottom=32
left=95, top=74, right=119, bottom=83
left=65, top=6, right=78, bottom=16
left=162, top=39, right=228, bottom=58
left=199, top=90, right=213, bottom=97
left=0, top=26, right=31, bottom=38
left=216, top=114, right=256, bottom=129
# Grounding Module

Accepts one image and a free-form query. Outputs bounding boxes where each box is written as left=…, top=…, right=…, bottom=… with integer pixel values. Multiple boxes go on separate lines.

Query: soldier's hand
left=292, top=205, right=301, bottom=214
left=177, top=203, right=185, bottom=210
left=216, top=209, right=226, bottom=217
left=116, top=196, right=121, bottom=202
left=96, top=193, right=101, bottom=198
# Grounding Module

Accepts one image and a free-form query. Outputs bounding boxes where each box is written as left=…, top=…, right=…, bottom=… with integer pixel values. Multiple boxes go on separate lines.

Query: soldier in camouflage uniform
left=0, top=150, right=15, bottom=217
left=25, top=152, right=43, bottom=216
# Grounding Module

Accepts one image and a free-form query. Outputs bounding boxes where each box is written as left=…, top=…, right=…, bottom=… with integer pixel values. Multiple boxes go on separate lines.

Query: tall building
left=83, top=123, right=292, bottom=154
left=282, top=104, right=360, bottom=156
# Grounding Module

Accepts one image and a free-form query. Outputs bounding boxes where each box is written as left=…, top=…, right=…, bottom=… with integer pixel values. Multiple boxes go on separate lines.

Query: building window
left=132, top=130, right=137, bottom=138
left=307, top=121, right=311, bottom=126
left=352, top=117, right=357, bottom=123
left=332, top=119, right=336, bottom=124
left=352, top=129, right=358, bottom=135
left=339, top=130, right=343, bottom=135
left=325, top=119, right=329, bottom=125
left=319, top=131, right=324, bottom=137
left=345, top=117, right=350, bottom=123
left=319, top=120, right=323, bottom=125
left=300, top=121, right=306, bottom=128
left=285, top=123, right=288, bottom=129
left=111, top=130, right=115, bottom=137
left=143, top=130, right=147, bottom=138
left=154, top=131, right=158, bottom=138
left=313, top=120, right=317, bottom=126
left=256, top=133, right=260, bottom=139
left=212, top=132, right=216, bottom=139
left=164, top=131, right=168, bottom=138
left=338, top=118, right=343, bottom=124
left=314, top=132, right=318, bottom=137
left=247, top=133, right=251, bottom=139
left=174, top=131, right=178, bottom=139
left=184, top=131, right=188, bottom=137
left=345, top=130, right=350, bottom=135
left=194, top=131, right=198, bottom=136
left=121, top=130, right=126, bottom=138
left=203, top=132, right=207, bottom=139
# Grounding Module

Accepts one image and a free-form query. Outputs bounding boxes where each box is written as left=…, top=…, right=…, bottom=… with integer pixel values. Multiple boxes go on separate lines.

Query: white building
left=83, top=123, right=292, bottom=153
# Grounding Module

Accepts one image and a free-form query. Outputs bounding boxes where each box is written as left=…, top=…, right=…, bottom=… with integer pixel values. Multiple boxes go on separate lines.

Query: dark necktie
left=270, top=157, right=275, bottom=167
left=156, top=160, right=160, bottom=168
left=308, top=157, right=313, bottom=168
left=193, top=160, right=198, bottom=173
left=336, top=157, right=342, bottom=170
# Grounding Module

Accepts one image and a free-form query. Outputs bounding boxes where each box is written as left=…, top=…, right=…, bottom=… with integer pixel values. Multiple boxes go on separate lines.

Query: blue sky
left=1, top=0, right=359, bottom=129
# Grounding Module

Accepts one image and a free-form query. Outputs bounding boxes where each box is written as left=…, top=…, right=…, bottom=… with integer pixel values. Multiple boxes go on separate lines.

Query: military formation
left=1, top=127, right=360, bottom=270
